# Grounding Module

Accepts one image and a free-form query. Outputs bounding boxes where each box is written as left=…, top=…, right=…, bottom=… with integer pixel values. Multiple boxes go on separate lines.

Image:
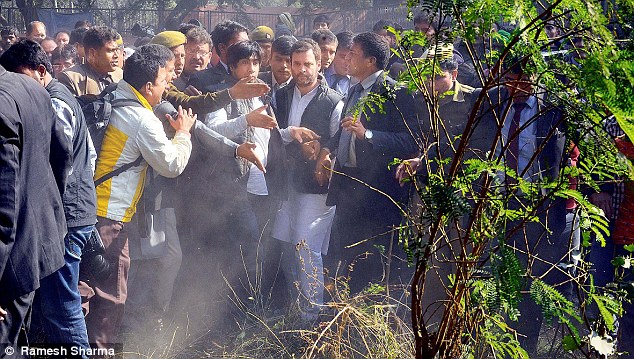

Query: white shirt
left=279, top=85, right=344, bottom=144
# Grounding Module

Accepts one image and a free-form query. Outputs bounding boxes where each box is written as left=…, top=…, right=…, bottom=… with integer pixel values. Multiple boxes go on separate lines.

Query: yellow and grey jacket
left=94, top=80, right=192, bottom=222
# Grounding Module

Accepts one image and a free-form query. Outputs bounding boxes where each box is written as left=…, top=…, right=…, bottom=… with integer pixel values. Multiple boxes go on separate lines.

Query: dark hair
left=70, top=27, right=88, bottom=45
left=290, top=38, right=321, bottom=63
left=413, top=11, right=432, bottom=26
left=134, top=36, right=152, bottom=47
left=188, top=19, right=203, bottom=27
left=0, top=39, right=53, bottom=75
left=1, top=26, right=18, bottom=37
left=54, top=30, right=69, bottom=39
left=311, top=29, right=337, bottom=47
left=26, top=21, right=45, bottom=35
left=439, top=59, right=458, bottom=72
left=271, top=35, right=296, bottom=56
left=74, top=20, right=91, bottom=29
left=211, top=20, right=248, bottom=48
left=336, top=31, right=354, bottom=51
left=313, top=14, right=331, bottom=26
left=226, top=40, right=262, bottom=70
left=123, top=44, right=174, bottom=91
left=51, top=44, right=78, bottom=63
left=353, top=32, right=390, bottom=70
left=83, top=27, right=120, bottom=50
left=185, top=26, right=212, bottom=47
left=178, top=23, right=198, bottom=36
left=372, top=19, right=392, bottom=33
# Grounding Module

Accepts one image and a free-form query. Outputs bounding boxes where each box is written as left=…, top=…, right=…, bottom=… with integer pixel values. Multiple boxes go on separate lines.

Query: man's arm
left=205, top=105, right=276, bottom=139
left=137, top=107, right=194, bottom=178
left=48, top=98, right=73, bottom=195
left=56, top=70, right=80, bottom=97
left=165, top=78, right=270, bottom=117
left=365, top=88, right=419, bottom=156
left=165, top=85, right=233, bottom=115
left=0, top=104, right=20, bottom=280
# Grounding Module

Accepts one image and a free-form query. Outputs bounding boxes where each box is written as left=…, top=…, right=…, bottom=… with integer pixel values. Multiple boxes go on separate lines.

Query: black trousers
left=0, top=291, right=35, bottom=358
left=328, top=168, right=407, bottom=293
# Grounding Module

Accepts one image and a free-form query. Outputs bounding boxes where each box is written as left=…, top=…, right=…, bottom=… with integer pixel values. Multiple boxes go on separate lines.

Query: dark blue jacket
left=46, top=78, right=97, bottom=228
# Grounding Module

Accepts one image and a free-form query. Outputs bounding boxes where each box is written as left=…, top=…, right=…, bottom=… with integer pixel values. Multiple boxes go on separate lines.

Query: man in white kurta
left=271, top=39, right=344, bottom=320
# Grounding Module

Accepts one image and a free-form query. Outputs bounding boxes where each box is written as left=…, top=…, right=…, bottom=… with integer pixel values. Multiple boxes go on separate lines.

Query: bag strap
left=94, top=156, right=143, bottom=187
left=94, top=99, right=145, bottom=187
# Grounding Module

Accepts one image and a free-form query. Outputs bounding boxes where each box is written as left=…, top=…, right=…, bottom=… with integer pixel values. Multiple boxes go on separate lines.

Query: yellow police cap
left=250, top=26, right=274, bottom=42
left=150, top=31, right=187, bottom=49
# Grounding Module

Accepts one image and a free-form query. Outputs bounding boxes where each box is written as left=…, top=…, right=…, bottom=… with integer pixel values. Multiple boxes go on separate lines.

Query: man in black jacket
left=0, top=39, right=95, bottom=354
left=189, top=20, right=249, bottom=94
left=315, top=32, right=419, bottom=292
left=0, top=63, right=71, bottom=352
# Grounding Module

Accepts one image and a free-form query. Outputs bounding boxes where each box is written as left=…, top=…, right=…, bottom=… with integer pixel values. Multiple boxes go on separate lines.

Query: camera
left=154, top=101, right=178, bottom=121
left=80, top=228, right=112, bottom=282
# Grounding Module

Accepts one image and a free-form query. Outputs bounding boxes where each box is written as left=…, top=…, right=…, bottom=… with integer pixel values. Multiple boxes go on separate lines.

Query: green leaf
left=611, top=256, right=626, bottom=267
left=562, top=335, right=581, bottom=351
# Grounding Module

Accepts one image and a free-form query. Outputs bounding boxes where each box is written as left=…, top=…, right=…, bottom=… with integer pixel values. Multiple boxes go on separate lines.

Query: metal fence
left=0, top=5, right=414, bottom=38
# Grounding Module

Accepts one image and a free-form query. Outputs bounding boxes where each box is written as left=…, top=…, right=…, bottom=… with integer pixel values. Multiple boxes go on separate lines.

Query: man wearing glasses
left=172, top=26, right=212, bottom=91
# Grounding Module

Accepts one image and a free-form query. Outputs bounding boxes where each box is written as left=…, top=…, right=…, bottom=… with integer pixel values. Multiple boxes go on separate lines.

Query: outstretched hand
left=246, top=105, right=277, bottom=129
left=289, top=126, right=320, bottom=143
left=229, top=76, right=270, bottom=99
left=237, top=142, right=265, bottom=173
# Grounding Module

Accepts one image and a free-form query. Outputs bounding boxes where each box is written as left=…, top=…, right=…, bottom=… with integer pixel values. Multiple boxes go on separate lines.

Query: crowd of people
left=0, top=9, right=631, bottom=358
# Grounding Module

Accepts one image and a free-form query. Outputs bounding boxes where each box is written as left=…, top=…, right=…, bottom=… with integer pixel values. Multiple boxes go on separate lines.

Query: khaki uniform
left=57, top=63, right=123, bottom=96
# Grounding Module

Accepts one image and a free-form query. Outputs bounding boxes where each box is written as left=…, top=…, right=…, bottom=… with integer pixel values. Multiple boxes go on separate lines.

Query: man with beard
left=271, top=39, right=344, bottom=320
left=58, top=26, right=123, bottom=96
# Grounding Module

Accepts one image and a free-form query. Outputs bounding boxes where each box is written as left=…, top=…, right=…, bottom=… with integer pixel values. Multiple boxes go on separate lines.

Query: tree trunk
left=15, top=0, right=37, bottom=27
